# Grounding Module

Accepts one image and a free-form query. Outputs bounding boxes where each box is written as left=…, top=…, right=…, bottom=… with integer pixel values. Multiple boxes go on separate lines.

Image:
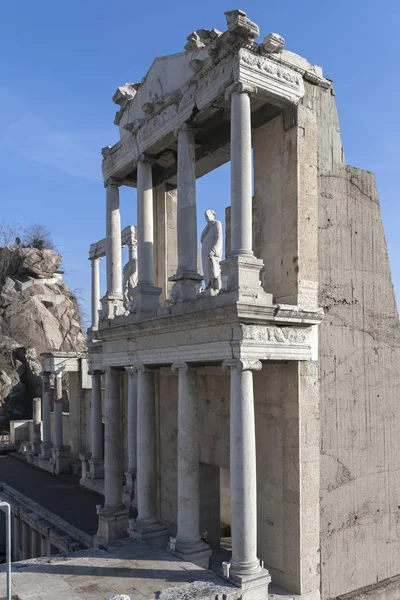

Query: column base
left=228, top=566, right=271, bottom=600
left=101, top=293, right=124, bottom=320
left=28, top=440, right=42, bottom=458
left=129, top=283, right=161, bottom=312
left=40, top=441, right=52, bottom=460
left=167, top=537, right=212, bottom=569
left=50, top=445, right=71, bottom=474
left=129, top=517, right=168, bottom=547
left=94, top=504, right=129, bottom=545
left=220, top=254, right=272, bottom=302
left=169, top=272, right=203, bottom=303
left=89, top=458, right=105, bottom=479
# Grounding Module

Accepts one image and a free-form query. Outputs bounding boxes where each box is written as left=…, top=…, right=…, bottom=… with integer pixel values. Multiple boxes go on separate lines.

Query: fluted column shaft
left=91, top=371, right=103, bottom=460
left=230, top=90, right=253, bottom=257
left=223, top=359, right=262, bottom=577
left=104, top=368, right=123, bottom=508
left=53, top=372, right=63, bottom=448
left=106, top=180, right=122, bottom=296
left=91, top=257, right=101, bottom=329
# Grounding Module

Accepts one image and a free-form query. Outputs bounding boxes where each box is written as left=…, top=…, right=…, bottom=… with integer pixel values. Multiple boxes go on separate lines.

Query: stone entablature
left=89, top=225, right=137, bottom=260
left=91, top=303, right=321, bottom=368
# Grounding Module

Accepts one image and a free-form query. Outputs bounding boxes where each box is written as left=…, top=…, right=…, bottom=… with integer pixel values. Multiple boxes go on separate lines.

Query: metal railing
left=0, top=501, right=11, bottom=600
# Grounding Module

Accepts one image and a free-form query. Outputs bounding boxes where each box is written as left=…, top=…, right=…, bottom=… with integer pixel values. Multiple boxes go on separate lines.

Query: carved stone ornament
left=222, top=359, right=262, bottom=372
left=185, top=28, right=222, bottom=51
left=224, top=9, right=259, bottom=40
left=240, top=52, right=301, bottom=88
left=224, top=80, right=257, bottom=101
left=260, top=33, right=285, bottom=55
left=242, top=325, right=308, bottom=344
left=113, top=83, right=140, bottom=125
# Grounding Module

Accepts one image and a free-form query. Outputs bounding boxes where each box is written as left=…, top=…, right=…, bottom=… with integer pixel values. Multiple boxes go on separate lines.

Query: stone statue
left=201, top=209, right=223, bottom=291
left=122, top=252, right=138, bottom=310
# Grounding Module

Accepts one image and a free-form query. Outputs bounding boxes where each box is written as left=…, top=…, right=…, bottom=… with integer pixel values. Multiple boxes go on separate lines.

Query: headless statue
left=123, top=252, right=138, bottom=310
left=201, top=209, right=223, bottom=290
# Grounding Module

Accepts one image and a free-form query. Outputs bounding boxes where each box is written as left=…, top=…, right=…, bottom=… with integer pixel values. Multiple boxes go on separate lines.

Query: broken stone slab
left=109, top=596, right=131, bottom=600
left=158, top=581, right=241, bottom=600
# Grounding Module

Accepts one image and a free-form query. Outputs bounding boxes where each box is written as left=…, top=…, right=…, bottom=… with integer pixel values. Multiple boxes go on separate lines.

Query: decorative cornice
left=113, top=83, right=140, bottom=126
left=240, top=51, right=301, bottom=88
left=260, top=33, right=285, bottom=55
left=222, top=359, right=262, bottom=372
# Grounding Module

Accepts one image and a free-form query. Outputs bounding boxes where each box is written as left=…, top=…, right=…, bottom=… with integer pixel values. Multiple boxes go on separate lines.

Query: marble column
left=169, top=124, right=202, bottom=301
left=90, top=256, right=101, bottom=330
left=131, top=365, right=167, bottom=545
left=124, top=367, right=138, bottom=498
left=12, top=515, right=20, bottom=562
left=102, top=178, right=123, bottom=319
left=40, top=372, right=52, bottom=460
left=170, top=363, right=211, bottom=567
left=95, top=367, right=128, bottom=545
left=89, top=370, right=104, bottom=479
left=220, top=83, right=266, bottom=298
left=41, top=536, right=51, bottom=557
left=222, top=359, right=270, bottom=594
left=30, top=529, right=40, bottom=558
left=131, top=157, right=161, bottom=312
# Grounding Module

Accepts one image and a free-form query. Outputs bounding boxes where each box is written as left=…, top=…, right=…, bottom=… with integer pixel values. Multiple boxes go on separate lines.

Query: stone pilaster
left=222, top=358, right=271, bottom=598
left=95, top=367, right=128, bottom=545
left=101, top=178, right=124, bottom=319
left=130, top=365, right=167, bottom=545
left=169, top=362, right=211, bottom=568
left=130, top=157, right=161, bottom=312
left=88, top=370, right=104, bottom=479
left=40, top=372, right=52, bottom=460
left=124, top=367, right=138, bottom=500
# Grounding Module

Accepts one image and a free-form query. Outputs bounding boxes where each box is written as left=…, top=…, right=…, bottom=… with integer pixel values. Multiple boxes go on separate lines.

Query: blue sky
left=1, top=1, right=399, bottom=325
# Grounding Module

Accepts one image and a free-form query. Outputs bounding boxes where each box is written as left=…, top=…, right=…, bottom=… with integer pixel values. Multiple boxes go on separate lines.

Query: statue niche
left=200, top=209, right=223, bottom=291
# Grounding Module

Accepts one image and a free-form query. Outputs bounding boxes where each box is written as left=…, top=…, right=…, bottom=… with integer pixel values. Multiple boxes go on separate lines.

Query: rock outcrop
left=0, top=245, right=86, bottom=418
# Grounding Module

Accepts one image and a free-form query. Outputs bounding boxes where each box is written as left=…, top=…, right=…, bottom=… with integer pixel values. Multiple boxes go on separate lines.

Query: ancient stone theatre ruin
left=46, top=8, right=399, bottom=600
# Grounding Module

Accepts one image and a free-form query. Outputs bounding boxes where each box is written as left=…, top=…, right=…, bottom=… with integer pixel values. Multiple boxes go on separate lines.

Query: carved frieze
left=242, top=325, right=309, bottom=345
left=240, top=52, right=301, bottom=88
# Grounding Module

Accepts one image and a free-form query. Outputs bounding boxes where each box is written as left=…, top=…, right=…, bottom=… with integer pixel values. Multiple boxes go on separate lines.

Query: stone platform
left=0, top=537, right=303, bottom=600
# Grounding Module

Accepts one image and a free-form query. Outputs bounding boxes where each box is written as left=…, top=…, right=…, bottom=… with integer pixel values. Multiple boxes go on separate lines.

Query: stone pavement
left=0, top=537, right=238, bottom=600
left=0, top=455, right=102, bottom=535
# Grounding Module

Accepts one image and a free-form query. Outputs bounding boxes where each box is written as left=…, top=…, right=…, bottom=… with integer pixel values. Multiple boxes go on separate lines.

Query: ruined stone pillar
left=222, top=359, right=271, bottom=592
left=169, top=124, right=202, bottom=301
left=21, top=521, right=29, bottom=560
left=90, top=256, right=101, bottom=329
left=170, top=363, right=211, bottom=567
left=95, top=367, right=128, bottom=544
left=89, top=370, right=104, bottom=479
left=131, top=365, right=167, bottom=545
left=102, top=178, right=123, bottom=319
left=131, top=157, right=161, bottom=311
left=40, top=372, right=52, bottom=460
left=220, top=83, right=266, bottom=297
left=124, top=367, right=138, bottom=498
left=12, top=515, right=20, bottom=562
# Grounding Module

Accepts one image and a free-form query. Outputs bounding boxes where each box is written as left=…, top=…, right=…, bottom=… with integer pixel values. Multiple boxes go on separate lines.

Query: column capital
left=104, top=177, right=123, bottom=188
left=171, top=361, right=196, bottom=373
left=89, top=255, right=101, bottom=264
left=88, top=369, right=104, bottom=376
left=222, top=359, right=262, bottom=373
left=137, top=153, right=157, bottom=165
left=125, top=366, right=138, bottom=378
left=174, top=122, right=197, bottom=137
left=224, top=80, right=257, bottom=101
